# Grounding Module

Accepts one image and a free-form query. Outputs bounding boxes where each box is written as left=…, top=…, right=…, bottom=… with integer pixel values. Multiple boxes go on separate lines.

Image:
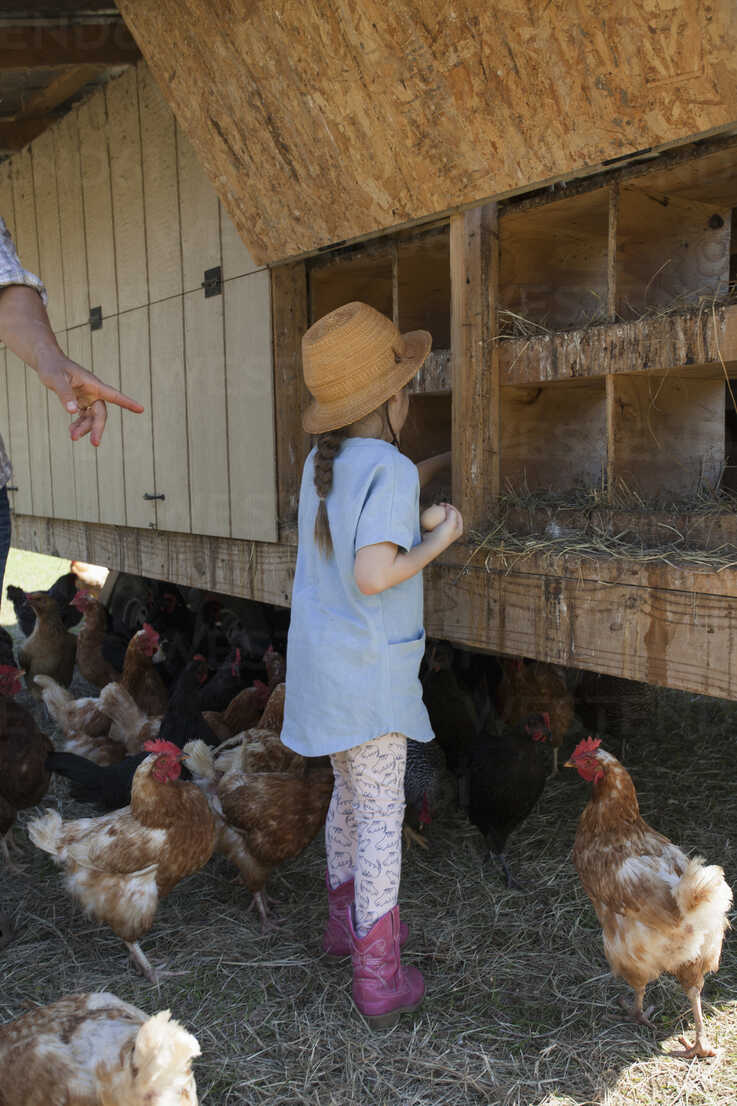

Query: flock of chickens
left=0, top=566, right=733, bottom=1103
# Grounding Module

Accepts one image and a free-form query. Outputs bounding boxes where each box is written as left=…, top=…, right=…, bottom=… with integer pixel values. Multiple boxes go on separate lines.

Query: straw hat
left=301, top=302, right=432, bottom=434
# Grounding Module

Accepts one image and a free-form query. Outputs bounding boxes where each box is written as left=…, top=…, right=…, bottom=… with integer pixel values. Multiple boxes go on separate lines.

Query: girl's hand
left=424, top=503, right=463, bottom=551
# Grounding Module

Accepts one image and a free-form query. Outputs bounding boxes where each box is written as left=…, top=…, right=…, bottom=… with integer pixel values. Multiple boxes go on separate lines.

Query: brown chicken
left=37, top=625, right=168, bottom=751
left=184, top=739, right=333, bottom=928
left=70, top=591, right=122, bottom=689
left=28, top=739, right=217, bottom=983
left=497, top=658, right=574, bottom=775
left=0, top=992, right=200, bottom=1106
left=202, top=646, right=285, bottom=739
left=19, top=592, right=77, bottom=698
left=568, top=738, right=733, bottom=1058
left=0, top=665, right=53, bottom=867
left=97, top=682, right=161, bottom=754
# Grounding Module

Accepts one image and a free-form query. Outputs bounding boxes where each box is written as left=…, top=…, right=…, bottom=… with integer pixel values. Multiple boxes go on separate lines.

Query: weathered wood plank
left=12, top=509, right=737, bottom=701
left=451, top=205, right=500, bottom=529
left=271, top=262, right=310, bottom=535
left=10, top=148, right=40, bottom=285
left=23, top=364, right=53, bottom=519
left=47, top=330, right=78, bottom=521
left=609, top=374, right=725, bottom=499
left=177, top=124, right=220, bottom=294
left=224, top=272, right=278, bottom=542
left=499, top=188, right=610, bottom=332
left=54, top=110, right=89, bottom=329
left=220, top=203, right=259, bottom=282
left=117, top=2, right=737, bottom=264
left=182, top=288, right=230, bottom=537
left=0, top=159, right=15, bottom=243
left=107, top=68, right=148, bottom=314
left=28, top=131, right=66, bottom=333
left=4, top=351, right=33, bottom=515
left=77, top=91, right=118, bottom=318
left=149, top=296, right=190, bottom=534
left=499, top=304, right=737, bottom=386
left=118, top=307, right=156, bottom=529
left=91, top=316, right=125, bottom=526
left=138, top=63, right=182, bottom=303
left=501, top=381, right=607, bottom=495
left=66, top=325, right=99, bottom=523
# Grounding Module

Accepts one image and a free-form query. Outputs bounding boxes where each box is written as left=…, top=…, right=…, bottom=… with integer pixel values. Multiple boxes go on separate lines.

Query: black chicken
left=46, top=749, right=148, bottom=810
left=403, top=738, right=448, bottom=850
left=422, top=641, right=480, bottom=805
left=157, top=655, right=219, bottom=748
left=198, top=646, right=246, bottom=712
left=465, top=712, right=551, bottom=888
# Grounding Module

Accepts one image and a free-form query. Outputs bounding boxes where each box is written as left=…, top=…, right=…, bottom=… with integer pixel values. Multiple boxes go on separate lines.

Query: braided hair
left=313, top=429, right=348, bottom=556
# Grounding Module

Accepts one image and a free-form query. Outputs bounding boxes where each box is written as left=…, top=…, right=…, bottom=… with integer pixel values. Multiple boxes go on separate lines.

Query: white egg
left=420, top=504, right=446, bottom=531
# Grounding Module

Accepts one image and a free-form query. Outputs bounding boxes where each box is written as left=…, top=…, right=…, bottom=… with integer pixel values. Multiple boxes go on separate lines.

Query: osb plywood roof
left=118, top=0, right=737, bottom=266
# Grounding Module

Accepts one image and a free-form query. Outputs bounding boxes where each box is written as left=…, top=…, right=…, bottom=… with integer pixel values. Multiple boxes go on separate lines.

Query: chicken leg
left=619, top=988, right=656, bottom=1028
left=669, top=986, right=716, bottom=1058
left=126, top=941, right=187, bottom=986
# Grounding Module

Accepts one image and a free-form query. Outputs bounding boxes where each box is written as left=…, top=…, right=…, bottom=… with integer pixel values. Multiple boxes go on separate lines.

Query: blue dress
left=282, top=438, right=434, bottom=757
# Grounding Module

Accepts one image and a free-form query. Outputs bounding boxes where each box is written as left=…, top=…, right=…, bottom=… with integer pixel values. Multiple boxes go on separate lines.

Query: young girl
left=282, top=301, right=463, bottom=1026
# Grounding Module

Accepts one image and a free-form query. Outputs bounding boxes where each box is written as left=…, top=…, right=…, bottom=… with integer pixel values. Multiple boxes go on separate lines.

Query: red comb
left=193, top=654, right=207, bottom=663
left=143, top=739, right=182, bottom=757
left=142, top=622, right=158, bottom=638
left=572, top=736, right=602, bottom=759
left=542, top=711, right=551, bottom=730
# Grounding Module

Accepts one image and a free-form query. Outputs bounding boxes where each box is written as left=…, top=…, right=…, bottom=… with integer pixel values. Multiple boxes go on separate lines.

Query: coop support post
left=450, top=203, right=500, bottom=535
left=271, top=262, right=310, bottom=539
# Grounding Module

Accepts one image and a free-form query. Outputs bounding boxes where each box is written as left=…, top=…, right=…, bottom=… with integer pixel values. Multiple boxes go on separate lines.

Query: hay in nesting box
left=496, top=283, right=737, bottom=340
left=466, top=483, right=737, bottom=577
left=3, top=667, right=737, bottom=1105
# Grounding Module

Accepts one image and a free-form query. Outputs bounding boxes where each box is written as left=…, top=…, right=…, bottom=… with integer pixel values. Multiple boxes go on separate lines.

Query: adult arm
left=0, top=285, right=144, bottom=446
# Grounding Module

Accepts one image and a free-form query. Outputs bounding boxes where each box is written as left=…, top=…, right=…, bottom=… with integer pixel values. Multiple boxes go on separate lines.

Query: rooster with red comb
left=29, top=738, right=217, bottom=983
left=567, top=738, right=732, bottom=1058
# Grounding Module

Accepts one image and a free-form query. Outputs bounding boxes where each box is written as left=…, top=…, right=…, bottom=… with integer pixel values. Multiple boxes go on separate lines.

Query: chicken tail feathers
left=133, top=1010, right=200, bottom=1094
left=182, top=739, right=215, bottom=781
left=676, top=857, right=733, bottom=926
left=35, top=674, right=72, bottom=718
left=27, top=809, right=63, bottom=857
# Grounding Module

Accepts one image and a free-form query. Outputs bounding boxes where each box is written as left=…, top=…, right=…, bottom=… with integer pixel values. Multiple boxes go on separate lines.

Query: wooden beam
left=0, top=21, right=139, bottom=67
left=607, top=181, right=618, bottom=322
left=0, top=118, right=49, bottom=150
left=451, top=203, right=500, bottom=531
left=499, top=303, right=737, bottom=386
left=11, top=510, right=737, bottom=701
left=271, top=262, right=310, bottom=537
left=12, top=64, right=106, bottom=119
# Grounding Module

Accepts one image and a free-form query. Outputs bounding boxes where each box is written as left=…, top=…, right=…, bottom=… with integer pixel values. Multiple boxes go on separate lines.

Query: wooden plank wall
left=0, top=64, right=278, bottom=543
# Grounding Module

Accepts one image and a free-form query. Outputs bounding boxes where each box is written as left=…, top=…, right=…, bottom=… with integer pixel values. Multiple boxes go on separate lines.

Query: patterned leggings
left=325, top=731, right=407, bottom=937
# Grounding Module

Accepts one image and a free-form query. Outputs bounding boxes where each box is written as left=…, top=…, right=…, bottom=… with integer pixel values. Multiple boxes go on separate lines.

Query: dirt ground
left=1, top=550, right=736, bottom=1105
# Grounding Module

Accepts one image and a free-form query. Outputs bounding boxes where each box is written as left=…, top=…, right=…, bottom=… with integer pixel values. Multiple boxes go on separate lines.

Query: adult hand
left=35, top=351, right=144, bottom=447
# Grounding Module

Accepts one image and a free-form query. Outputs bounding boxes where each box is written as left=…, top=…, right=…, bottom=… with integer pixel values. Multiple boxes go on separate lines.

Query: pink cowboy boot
left=323, top=873, right=408, bottom=957
left=348, top=904, right=424, bottom=1026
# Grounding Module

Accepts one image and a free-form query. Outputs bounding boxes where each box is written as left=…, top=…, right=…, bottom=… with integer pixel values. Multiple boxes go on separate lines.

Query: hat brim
left=302, top=329, right=432, bottom=434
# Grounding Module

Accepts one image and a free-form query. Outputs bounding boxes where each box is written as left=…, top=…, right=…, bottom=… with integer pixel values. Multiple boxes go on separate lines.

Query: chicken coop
left=3, top=1, right=737, bottom=698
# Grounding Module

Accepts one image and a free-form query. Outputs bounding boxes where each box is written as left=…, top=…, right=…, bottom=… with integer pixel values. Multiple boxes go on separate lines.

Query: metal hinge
left=202, top=266, right=222, bottom=298
left=89, top=306, right=103, bottom=331
left=143, top=492, right=166, bottom=501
